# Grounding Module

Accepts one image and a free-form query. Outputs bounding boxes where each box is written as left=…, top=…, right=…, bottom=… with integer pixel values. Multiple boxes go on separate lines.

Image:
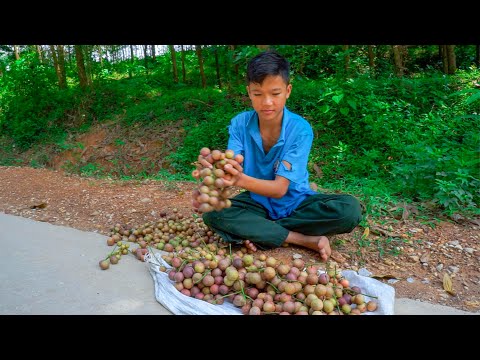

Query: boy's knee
left=202, top=210, right=223, bottom=228
left=202, top=211, right=214, bottom=226
left=347, top=195, right=363, bottom=227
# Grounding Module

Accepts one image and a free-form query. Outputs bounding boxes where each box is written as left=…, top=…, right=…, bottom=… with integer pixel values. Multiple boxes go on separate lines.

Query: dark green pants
left=202, top=191, right=363, bottom=249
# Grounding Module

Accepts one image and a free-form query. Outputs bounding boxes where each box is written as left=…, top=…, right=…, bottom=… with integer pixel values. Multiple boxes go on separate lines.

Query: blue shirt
left=227, top=107, right=316, bottom=220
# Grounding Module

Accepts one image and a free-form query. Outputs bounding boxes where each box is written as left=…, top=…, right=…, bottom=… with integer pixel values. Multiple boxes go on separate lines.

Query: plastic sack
left=341, top=270, right=395, bottom=315
left=147, top=250, right=242, bottom=315
left=146, top=250, right=395, bottom=315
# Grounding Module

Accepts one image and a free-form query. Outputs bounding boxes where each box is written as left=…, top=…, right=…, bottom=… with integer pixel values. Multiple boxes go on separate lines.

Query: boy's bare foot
left=284, top=231, right=331, bottom=262
left=317, top=236, right=331, bottom=262
left=244, top=240, right=257, bottom=252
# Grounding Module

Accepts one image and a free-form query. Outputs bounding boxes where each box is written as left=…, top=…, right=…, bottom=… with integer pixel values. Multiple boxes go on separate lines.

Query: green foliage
left=166, top=91, right=242, bottom=174
left=289, top=68, right=480, bottom=217
left=0, top=53, right=76, bottom=149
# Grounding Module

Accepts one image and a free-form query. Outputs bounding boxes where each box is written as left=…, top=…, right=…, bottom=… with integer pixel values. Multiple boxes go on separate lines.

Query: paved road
left=0, top=212, right=477, bottom=315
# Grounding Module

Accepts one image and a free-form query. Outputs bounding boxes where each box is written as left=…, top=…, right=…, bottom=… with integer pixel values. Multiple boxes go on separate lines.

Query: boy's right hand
left=222, top=160, right=244, bottom=187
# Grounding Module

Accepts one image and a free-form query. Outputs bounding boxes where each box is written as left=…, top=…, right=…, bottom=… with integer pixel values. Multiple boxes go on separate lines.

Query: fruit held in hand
left=192, top=147, right=243, bottom=213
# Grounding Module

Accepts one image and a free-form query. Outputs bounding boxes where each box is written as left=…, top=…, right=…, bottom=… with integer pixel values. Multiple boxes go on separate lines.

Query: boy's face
left=247, top=75, right=292, bottom=124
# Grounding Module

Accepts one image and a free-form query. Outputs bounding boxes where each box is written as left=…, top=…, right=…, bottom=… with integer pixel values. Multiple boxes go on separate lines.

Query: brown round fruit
left=99, top=259, right=110, bottom=270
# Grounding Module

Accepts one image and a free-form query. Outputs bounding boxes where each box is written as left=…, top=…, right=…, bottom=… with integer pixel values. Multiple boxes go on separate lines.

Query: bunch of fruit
left=191, top=147, right=243, bottom=213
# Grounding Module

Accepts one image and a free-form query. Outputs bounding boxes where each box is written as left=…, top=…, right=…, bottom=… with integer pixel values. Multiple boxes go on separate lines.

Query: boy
left=201, top=50, right=362, bottom=262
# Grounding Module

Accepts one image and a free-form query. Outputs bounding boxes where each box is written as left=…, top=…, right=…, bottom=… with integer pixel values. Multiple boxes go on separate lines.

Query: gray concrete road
left=0, top=212, right=477, bottom=315
left=0, top=212, right=171, bottom=315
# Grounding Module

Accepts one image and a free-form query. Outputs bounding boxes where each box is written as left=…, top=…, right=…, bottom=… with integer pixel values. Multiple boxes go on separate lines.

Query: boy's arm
left=222, top=160, right=291, bottom=199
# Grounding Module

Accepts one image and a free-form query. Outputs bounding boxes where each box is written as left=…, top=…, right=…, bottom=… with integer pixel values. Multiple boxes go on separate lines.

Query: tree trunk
left=14, top=45, right=20, bottom=60
left=75, top=45, right=89, bottom=90
left=143, top=45, right=149, bottom=74
left=58, top=45, right=67, bottom=89
left=476, top=45, right=480, bottom=67
left=446, top=45, right=456, bottom=74
left=129, top=45, right=134, bottom=79
left=392, top=45, right=404, bottom=77
left=214, top=46, right=222, bottom=89
left=97, top=45, right=104, bottom=67
left=169, top=45, right=178, bottom=83
left=83, top=46, right=93, bottom=86
left=367, top=45, right=375, bottom=70
left=441, top=45, right=448, bottom=73
left=196, top=45, right=206, bottom=89
left=36, top=45, right=43, bottom=63
left=180, top=45, right=186, bottom=82
left=50, top=45, right=61, bottom=87
left=50, top=45, right=66, bottom=89
left=151, top=45, right=156, bottom=62
left=230, top=45, right=239, bottom=84
left=342, top=45, right=350, bottom=76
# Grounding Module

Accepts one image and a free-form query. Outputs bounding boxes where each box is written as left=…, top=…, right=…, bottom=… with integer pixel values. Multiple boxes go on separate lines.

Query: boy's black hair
left=246, top=50, right=290, bottom=85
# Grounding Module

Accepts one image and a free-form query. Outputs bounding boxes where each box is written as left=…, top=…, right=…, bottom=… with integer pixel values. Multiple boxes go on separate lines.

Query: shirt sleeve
left=275, top=132, right=313, bottom=184
left=226, top=116, right=244, bottom=157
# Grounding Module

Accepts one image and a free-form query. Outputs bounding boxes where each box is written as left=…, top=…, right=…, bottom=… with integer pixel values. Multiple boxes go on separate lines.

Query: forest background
left=0, top=44, right=479, bottom=226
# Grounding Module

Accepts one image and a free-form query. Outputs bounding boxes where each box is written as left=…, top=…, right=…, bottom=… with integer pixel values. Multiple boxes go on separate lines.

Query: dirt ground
left=1, top=165, right=479, bottom=312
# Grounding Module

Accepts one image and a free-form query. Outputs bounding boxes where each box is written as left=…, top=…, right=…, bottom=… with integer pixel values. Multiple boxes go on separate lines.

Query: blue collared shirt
left=227, top=107, right=316, bottom=220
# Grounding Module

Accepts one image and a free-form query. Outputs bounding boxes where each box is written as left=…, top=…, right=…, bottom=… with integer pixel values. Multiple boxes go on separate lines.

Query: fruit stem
left=104, top=243, right=119, bottom=261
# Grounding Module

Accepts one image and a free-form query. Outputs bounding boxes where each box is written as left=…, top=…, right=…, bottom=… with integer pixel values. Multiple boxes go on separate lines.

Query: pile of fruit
left=98, top=209, right=224, bottom=269
left=160, top=245, right=379, bottom=315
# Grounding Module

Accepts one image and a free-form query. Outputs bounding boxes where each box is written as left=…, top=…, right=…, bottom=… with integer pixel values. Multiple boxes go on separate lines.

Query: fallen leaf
left=30, top=202, right=47, bottom=209
left=371, top=274, right=401, bottom=280
left=330, top=250, right=346, bottom=263
left=401, top=203, right=410, bottom=220
left=464, top=300, right=480, bottom=308
left=420, top=252, right=430, bottom=263
left=362, top=227, right=370, bottom=239
left=383, top=259, right=395, bottom=266
left=443, top=273, right=456, bottom=296
left=468, top=218, right=480, bottom=226
left=312, top=163, right=323, bottom=178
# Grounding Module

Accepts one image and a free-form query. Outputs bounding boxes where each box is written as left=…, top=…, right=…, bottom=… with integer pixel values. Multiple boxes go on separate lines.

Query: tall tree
left=446, top=45, right=456, bottom=74
left=441, top=45, right=456, bottom=74
left=97, top=45, right=104, bottom=67
left=57, top=45, right=67, bottom=88
left=367, top=45, right=375, bottom=72
left=143, top=45, right=149, bottom=74
left=392, top=45, right=404, bottom=77
left=440, top=45, right=448, bottom=73
left=50, top=45, right=67, bottom=89
left=169, top=45, right=178, bottom=83
left=180, top=45, right=187, bottom=83
left=75, top=45, right=89, bottom=90
left=342, top=45, right=350, bottom=76
left=129, top=45, right=134, bottom=79
left=476, top=45, right=480, bottom=67
left=230, top=45, right=239, bottom=84
left=196, top=45, right=206, bottom=89
left=214, top=46, right=222, bottom=89
left=151, top=45, right=156, bottom=62
left=14, top=45, right=20, bottom=60
left=36, top=45, right=43, bottom=63
left=84, top=45, right=93, bottom=86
